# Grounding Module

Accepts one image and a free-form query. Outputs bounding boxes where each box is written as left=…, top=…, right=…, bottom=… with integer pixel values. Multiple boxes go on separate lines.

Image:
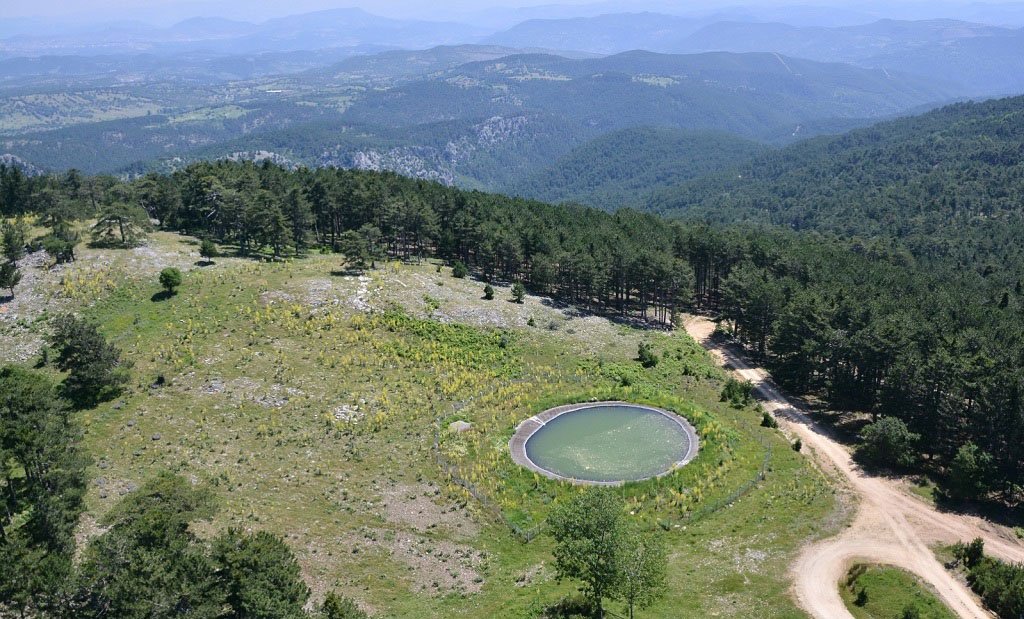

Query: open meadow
left=1, top=231, right=845, bottom=617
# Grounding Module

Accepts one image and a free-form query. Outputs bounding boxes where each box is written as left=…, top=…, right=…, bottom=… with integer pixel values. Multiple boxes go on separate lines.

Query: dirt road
left=683, top=316, right=1024, bottom=619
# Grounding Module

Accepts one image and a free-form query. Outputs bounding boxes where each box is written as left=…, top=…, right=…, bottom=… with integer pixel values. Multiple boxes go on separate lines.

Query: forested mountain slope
left=195, top=50, right=951, bottom=187
left=507, top=127, right=769, bottom=210
left=402, top=50, right=954, bottom=137
left=2, top=49, right=952, bottom=187
left=306, top=44, right=597, bottom=85
left=651, top=95, right=1024, bottom=267
left=3, top=157, right=1023, bottom=510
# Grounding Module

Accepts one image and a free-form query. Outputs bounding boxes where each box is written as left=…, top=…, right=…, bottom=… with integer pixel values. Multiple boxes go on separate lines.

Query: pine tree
left=0, top=262, right=22, bottom=297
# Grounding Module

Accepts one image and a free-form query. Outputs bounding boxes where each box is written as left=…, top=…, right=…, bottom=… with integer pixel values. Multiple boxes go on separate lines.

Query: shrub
left=451, top=261, right=468, bottom=279
left=0, top=262, right=22, bottom=296
left=857, top=417, right=919, bottom=469
left=953, top=538, right=986, bottom=569
left=792, top=438, right=802, bottom=452
left=42, top=225, right=79, bottom=264
left=953, top=538, right=1024, bottom=618
left=855, top=588, right=868, bottom=607
left=720, top=377, right=754, bottom=407
left=319, top=592, right=368, bottom=618
left=901, top=604, right=921, bottom=619
left=199, top=238, right=218, bottom=261
left=49, top=314, right=130, bottom=406
left=511, top=282, right=526, bottom=304
left=544, top=594, right=597, bottom=619
left=637, top=343, right=659, bottom=368
left=2, top=219, right=27, bottom=263
left=761, top=411, right=778, bottom=429
left=946, top=442, right=994, bottom=500
left=159, top=267, right=183, bottom=295
left=483, top=284, right=494, bottom=300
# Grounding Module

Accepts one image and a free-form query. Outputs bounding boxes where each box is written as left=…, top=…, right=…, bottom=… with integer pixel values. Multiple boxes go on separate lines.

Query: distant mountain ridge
left=1, top=47, right=958, bottom=181
left=308, top=44, right=599, bottom=85
left=0, top=8, right=484, bottom=56
left=484, top=12, right=713, bottom=54
left=487, top=13, right=1024, bottom=96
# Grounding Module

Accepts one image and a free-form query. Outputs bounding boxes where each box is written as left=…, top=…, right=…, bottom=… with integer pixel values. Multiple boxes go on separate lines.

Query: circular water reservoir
left=510, top=402, right=699, bottom=485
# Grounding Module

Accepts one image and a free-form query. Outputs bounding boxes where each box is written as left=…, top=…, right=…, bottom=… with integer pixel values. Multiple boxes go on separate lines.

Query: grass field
left=0, top=91, right=163, bottom=134
left=7, top=232, right=846, bottom=617
left=840, top=564, right=956, bottom=619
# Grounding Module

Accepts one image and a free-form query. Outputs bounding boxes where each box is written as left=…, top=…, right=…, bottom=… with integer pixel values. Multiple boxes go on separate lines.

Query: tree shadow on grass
left=330, top=268, right=367, bottom=277
left=539, top=296, right=672, bottom=332
left=151, top=290, right=174, bottom=302
left=195, top=260, right=215, bottom=267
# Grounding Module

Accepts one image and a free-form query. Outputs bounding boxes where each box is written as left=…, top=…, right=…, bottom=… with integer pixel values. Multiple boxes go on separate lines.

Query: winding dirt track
left=683, top=316, right=1024, bottom=619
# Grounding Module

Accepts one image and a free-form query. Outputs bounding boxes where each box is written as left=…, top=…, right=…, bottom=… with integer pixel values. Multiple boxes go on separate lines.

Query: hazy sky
left=6, top=0, right=601, bottom=22
left=6, top=0, right=1024, bottom=26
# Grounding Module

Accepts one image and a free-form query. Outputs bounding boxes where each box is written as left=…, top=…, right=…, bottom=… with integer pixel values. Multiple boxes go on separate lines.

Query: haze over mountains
left=3, top=0, right=1024, bottom=208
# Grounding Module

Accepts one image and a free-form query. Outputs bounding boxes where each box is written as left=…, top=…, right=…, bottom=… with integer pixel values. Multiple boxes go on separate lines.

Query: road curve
left=683, top=316, right=1024, bottom=619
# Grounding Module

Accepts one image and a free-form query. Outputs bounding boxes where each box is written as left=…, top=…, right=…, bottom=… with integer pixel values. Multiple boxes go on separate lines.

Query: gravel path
left=683, top=315, right=1024, bottom=619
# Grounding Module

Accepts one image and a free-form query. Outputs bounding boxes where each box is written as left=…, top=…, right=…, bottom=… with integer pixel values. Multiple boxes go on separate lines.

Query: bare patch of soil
left=387, top=533, right=485, bottom=595
left=380, top=483, right=480, bottom=539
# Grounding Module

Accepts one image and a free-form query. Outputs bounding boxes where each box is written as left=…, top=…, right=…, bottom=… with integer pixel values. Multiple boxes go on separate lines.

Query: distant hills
left=679, top=18, right=1009, bottom=60
left=5, top=7, right=1024, bottom=98
left=505, top=127, right=768, bottom=210
left=646, top=95, right=1024, bottom=252
left=486, top=14, right=1024, bottom=96
left=0, top=8, right=483, bottom=56
left=484, top=13, right=713, bottom=54
left=0, top=48, right=956, bottom=183
left=4, top=4, right=1022, bottom=202
left=484, top=13, right=1015, bottom=56
left=308, top=44, right=599, bottom=85
left=340, top=50, right=955, bottom=139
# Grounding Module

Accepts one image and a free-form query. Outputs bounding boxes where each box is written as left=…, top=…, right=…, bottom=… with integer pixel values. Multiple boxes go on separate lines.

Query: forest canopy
left=3, top=144, right=1023, bottom=504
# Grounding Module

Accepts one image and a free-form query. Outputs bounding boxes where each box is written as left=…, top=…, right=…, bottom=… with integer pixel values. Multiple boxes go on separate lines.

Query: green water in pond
left=525, top=405, right=691, bottom=482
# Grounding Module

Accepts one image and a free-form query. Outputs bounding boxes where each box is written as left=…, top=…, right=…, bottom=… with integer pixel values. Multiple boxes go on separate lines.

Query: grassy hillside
left=508, top=127, right=769, bottom=210
left=1, top=229, right=842, bottom=617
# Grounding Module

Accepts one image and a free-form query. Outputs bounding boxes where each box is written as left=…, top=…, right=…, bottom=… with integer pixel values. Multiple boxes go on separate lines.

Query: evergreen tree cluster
left=4, top=150, right=1024, bottom=500
left=953, top=538, right=1024, bottom=618
left=702, top=225, right=1024, bottom=500
left=0, top=359, right=366, bottom=617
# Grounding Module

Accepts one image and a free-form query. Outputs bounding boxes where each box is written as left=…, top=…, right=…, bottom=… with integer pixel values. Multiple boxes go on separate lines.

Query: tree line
left=1, top=161, right=698, bottom=325
left=2, top=159, right=1022, bottom=504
